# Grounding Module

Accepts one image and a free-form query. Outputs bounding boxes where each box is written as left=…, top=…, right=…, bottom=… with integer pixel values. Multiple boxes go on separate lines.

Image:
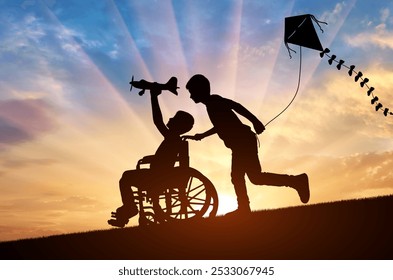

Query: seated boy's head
left=167, top=111, right=194, bottom=135
left=186, top=74, right=210, bottom=103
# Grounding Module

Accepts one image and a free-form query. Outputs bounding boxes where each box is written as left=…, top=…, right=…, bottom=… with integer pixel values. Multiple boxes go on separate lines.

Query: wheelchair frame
left=133, top=140, right=219, bottom=226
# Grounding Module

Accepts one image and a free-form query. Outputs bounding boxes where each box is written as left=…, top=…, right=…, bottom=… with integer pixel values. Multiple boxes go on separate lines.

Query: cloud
left=345, top=8, right=393, bottom=50
left=380, top=8, right=390, bottom=23
left=312, top=152, right=393, bottom=197
left=346, top=24, right=393, bottom=50
left=0, top=5, right=138, bottom=120
left=0, top=195, right=102, bottom=213
left=239, top=41, right=279, bottom=63
left=320, top=2, right=346, bottom=24
left=0, top=118, right=31, bottom=145
left=0, top=13, right=45, bottom=52
left=0, top=194, right=106, bottom=241
left=108, top=43, right=119, bottom=59
left=0, top=12, right=77, bottom=97
left=2, top=158, right=57, bottom=169
left=0, top=98, right=57, bottom=145
left=0, top=8, right=108, bottom=91
left=0, top=225, right=62, bottom=241
left=43, top=195, right=102, bottom=211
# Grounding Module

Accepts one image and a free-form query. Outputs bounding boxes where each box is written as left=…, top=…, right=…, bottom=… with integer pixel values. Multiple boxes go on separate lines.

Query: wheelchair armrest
left=136, top=140, right=189, bottom=169
left=137, top=155, right=155, bottom=169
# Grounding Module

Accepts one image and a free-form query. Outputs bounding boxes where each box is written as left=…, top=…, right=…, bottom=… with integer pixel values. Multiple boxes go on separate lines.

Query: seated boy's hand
left=150, top=83, right=162, bottom=96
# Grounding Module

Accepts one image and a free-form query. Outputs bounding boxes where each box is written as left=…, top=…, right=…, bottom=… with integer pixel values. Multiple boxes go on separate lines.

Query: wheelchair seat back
left=177, top=140, right=189, bottom=168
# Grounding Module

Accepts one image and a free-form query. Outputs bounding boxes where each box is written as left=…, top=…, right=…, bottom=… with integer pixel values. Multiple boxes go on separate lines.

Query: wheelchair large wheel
left=152, top=167, right=218, bottom=222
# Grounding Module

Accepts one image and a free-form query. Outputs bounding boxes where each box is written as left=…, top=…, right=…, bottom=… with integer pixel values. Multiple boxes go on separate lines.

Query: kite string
left=265, top=46, right=302, bottom=127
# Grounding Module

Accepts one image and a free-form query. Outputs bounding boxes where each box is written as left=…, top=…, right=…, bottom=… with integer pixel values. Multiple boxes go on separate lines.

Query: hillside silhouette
left=0, top=195, right=392, bottom=260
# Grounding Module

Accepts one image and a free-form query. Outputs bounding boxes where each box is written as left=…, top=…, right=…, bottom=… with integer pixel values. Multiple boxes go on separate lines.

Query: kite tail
left=320, top=48, right=392, bottom=117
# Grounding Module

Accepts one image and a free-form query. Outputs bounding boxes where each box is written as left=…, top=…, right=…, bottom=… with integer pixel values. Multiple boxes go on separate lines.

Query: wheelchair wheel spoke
left=186, top=180, right=205, bottom=192
left=152, top=167, right=218, bottom=222
left=187, top=197, right=207, bottom=204
left=188, top=201, right=206, bottom=206
left=188, top=189, right=206, bottom=201
left=187, top=182, right=204, bottom=193
left=170, top=197, right=181, bottom=207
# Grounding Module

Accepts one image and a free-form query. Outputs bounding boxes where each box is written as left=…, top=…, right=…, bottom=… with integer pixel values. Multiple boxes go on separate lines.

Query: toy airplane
left=129, top=76, right=179, bottom=96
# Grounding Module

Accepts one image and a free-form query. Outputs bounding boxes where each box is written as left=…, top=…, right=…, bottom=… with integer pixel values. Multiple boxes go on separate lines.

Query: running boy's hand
left=182, top=134, right=203, bottom=141
left=253, top=120, right=265, bottom=134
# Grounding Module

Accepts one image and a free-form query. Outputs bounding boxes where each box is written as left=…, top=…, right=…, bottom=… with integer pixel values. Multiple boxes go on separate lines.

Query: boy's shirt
left=205, top=94, right=254, bottom=149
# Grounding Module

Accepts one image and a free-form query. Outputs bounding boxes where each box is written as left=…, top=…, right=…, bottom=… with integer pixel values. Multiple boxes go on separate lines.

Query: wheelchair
left=132, top=140, right=219, bottom=226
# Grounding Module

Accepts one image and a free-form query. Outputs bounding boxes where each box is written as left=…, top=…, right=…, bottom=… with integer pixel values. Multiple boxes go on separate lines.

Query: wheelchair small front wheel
left=138, top=211, right=158, bottom=226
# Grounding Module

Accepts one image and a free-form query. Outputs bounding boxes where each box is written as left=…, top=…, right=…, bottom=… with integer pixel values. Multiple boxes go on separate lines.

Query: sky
left=0, top=0, right=393, bottom=241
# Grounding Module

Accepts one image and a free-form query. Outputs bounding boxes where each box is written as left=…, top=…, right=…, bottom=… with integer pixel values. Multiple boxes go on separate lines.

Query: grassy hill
left=1, top=195, right=392, bottom=260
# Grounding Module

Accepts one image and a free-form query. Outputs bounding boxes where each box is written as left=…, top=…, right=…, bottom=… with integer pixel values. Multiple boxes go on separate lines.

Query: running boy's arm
left=150, top=86, right=169, bottom=137
left=225, top=98, right=265, bottom=134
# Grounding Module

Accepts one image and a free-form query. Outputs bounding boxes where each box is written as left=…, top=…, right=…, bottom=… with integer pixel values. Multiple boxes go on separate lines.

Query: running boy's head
left=167, top=110, right=194, bottom=135
left=186, top=74, right=210, bottom=104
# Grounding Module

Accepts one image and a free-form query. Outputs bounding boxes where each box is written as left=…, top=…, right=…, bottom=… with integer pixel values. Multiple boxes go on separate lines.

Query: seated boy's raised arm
left=150, top=88, right=169, bottom=137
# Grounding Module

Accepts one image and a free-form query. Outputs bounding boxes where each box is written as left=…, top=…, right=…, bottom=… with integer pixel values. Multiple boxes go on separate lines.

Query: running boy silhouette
left=184, top=74, right=309, bottom=215
left=108, top=86, right=194, bottom=227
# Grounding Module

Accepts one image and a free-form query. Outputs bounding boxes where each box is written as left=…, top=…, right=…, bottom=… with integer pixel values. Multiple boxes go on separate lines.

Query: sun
left=215, top=193, right=238, bottom=216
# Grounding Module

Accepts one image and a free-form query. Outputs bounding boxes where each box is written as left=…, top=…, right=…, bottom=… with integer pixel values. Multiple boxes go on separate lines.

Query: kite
left=284, top=14, right=325, bottom=55
left=266, top=13, right=392, bottom=126
left=266, top=14, right=329, bottom=125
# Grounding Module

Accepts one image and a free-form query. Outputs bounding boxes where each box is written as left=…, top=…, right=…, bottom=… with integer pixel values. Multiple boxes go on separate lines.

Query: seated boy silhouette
left=108, top=86, right=194, bottom=227
left=184, top=74, right=309, bottom=216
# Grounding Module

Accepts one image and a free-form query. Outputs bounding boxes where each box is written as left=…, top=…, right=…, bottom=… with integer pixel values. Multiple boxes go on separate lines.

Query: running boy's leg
left=231, top=152, right=251, bottom=213
left=246, top=161, right=310, bottom=204
left=235, top=132, right=310, bottom=204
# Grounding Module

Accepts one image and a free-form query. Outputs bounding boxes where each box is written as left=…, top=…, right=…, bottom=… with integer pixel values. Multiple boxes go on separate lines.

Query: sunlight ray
left=10, top=5, right=162, bottom=198
left=219, top=0, right=243, bottom=99
left=109, top=0, right=152, bottom=80
left=119, top=0, right=194, bottom=117
left=122, top=1, right=189, bottom=78
left=42, top=4, right=158, bottom=141
left=252, top=1, right=296, bottom=115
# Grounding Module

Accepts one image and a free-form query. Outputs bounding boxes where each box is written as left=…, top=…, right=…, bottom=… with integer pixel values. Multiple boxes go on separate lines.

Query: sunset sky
left=1, top=0, right=393, bottom=241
